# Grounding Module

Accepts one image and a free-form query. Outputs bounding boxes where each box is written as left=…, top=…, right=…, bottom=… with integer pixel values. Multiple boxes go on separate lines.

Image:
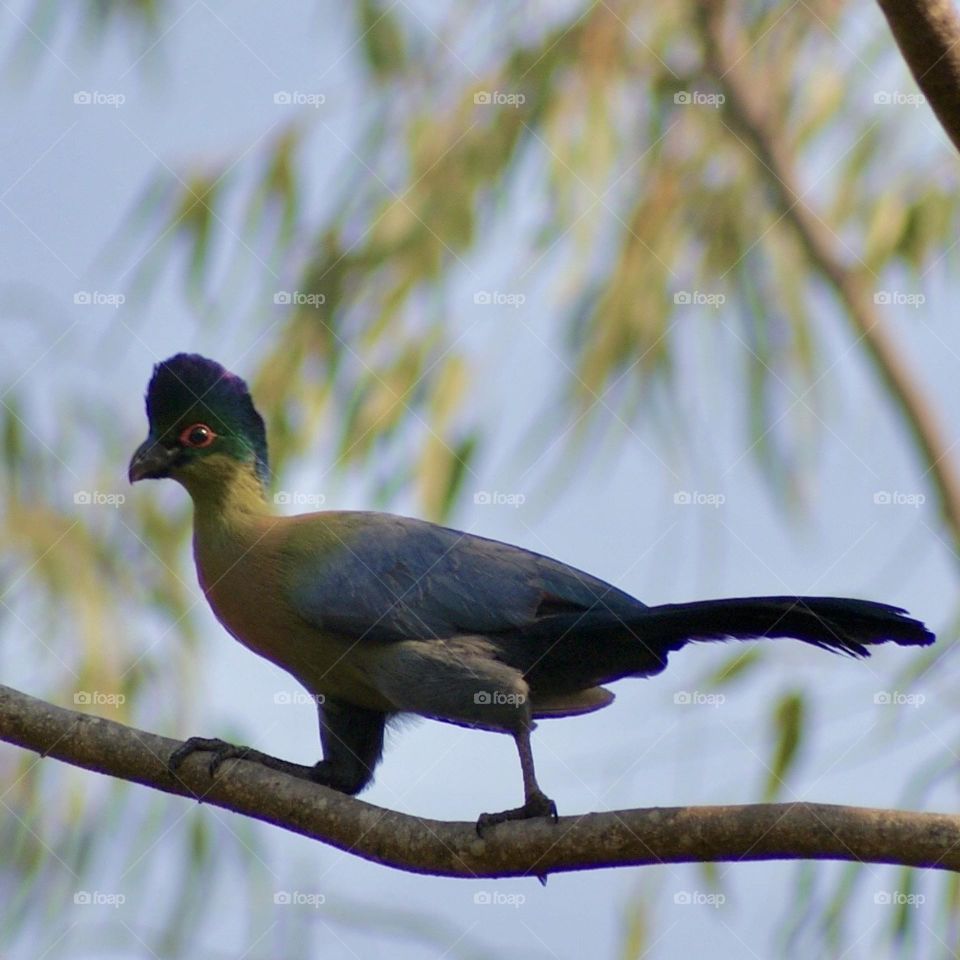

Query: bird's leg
left=168, top=701, right=387, bottom=796
left=168, top=737, right=319, bottom=781
left=476, top=726, right=558, bottom=835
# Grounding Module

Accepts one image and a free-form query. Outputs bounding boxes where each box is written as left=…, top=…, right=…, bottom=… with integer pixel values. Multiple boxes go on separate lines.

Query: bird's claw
left=475, top=791, right=558, bottom=836
left=168, top=736, right=249, bottom=778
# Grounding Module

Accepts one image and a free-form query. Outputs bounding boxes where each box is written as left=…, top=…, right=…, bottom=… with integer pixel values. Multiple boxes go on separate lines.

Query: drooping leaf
left=763, top=690, right=806, bottom=802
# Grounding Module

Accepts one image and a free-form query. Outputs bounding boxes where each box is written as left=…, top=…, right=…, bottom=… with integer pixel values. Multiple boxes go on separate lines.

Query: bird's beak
left=128, top=439, right=177, bottom=483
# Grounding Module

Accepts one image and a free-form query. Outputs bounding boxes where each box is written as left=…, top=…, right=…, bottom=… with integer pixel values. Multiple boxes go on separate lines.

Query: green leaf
left=358, top=0, right=407, bottom=80
left=763, top=690, right=806, bottom=801
left=702, top=646, right=765, bottom=688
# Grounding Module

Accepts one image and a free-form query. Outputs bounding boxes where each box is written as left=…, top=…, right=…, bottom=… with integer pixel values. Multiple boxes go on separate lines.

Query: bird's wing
left=282, top=511, right=646, bottom=643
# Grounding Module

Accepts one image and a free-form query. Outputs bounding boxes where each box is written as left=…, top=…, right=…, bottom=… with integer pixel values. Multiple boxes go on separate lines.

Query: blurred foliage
left=1, top=0, right=958, bottom=957
left=763, top=690, right=806, bottom=802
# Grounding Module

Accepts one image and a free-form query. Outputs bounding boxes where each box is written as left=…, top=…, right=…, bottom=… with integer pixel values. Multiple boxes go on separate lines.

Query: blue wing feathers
left=286, top=512, right=646, bottom=642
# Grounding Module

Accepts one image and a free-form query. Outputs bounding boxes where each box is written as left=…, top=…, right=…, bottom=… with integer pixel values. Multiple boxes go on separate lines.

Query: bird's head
left=128, top=354, right=269, bottom=496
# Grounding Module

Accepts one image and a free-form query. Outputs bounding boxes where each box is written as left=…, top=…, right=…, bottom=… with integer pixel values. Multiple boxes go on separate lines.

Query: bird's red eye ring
left=179, top=423, right=217, bottom=448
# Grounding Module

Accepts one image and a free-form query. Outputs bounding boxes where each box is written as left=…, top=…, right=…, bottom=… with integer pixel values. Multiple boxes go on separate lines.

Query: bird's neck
left=186, top=459, right=279, bottom=612
left=186, top=457, right=275, bottom=539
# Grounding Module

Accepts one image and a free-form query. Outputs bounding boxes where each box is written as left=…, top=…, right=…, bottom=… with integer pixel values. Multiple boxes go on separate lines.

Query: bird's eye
left=179, top=423, right=216, bottom=448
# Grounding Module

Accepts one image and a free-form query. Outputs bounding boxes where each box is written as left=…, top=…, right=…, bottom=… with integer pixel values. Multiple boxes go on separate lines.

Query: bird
left=128, top=353, right=935, bottom=833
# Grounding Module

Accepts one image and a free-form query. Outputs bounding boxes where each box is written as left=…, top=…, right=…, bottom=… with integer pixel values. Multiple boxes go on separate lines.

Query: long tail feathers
left=512, top=596, right=934, bottom=691
left=635, top=596, right=934, bottom=658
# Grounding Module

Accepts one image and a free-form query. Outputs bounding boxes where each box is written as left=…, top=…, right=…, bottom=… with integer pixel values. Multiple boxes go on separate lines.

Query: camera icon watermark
left=73, top=90, right=126, bottom=108
left=73, top=290, right=125, bottom=307
left=73, top=890, right=126, bottom=907
left=673, top=890, right=726, bottom=907
left=74, top=490, right=125, bottom=507
left=673, top=690, right=726, bottom=707
left=873, top=91, right=925, bottom=107
left=473, top=490, right=526, bottom=507
left=474, top=691, right=526, bottom=706
left=673, top=490, right=725, bottom=508
left=273, top=91, right=325, bottom=107
left=873, top=290, right=925, bottom=307
left=673, top=290, right=725, bottom=307
left=873, top=690, right=926, bottom=707
left=473, top=90, right=526, bottom=108
left=74, top=691, right=126, bottom=708
left=473, top=890, right=526, bottom=907
left=273, top=890, right=325, bottom=907
left=673, top=91, right=725, bottom=108
left=274, top=490, right=326, bottom=508
left=874, top=890, right=924, bottom=906
left=274, top=290, right=326, bottom=308
left=873, top=490, right=924, bottom=508
left=473, top=290, right=526, bottom=307
left=273, top=690, right=325, bottom=706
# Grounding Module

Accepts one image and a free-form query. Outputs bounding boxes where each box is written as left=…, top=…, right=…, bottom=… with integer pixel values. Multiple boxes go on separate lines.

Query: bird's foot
left=170, top=737, right=325, bottom=784
left=168, top=736, right=254, bottom=778
left=476, top=790, right=558, bottom=836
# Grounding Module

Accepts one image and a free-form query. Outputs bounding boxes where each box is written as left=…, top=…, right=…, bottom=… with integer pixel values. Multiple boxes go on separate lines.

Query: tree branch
left=695, top=0, right=960, bottom=557
left=876, top=0, right=960, bottom=153
left=1, top=683, right=956, bottom=877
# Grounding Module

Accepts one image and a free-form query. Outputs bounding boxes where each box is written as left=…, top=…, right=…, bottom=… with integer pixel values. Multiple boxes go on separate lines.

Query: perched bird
left=129, top=353, right=935, bottom=832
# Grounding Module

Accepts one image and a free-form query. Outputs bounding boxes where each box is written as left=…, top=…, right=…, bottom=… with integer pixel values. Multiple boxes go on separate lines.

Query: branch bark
left=876, top=0, right=960, bottom=154
left=695, top=0, right=960, bottom=556
left=1, top=683, right=956, bottom=877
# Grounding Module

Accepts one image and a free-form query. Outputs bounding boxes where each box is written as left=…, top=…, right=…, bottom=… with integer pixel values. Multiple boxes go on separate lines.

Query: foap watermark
left=673, top=490, right=725, bottom=508
left=273, top=891, right=326, bottom=908
left=474, top=290, right=525, bottom=308
left=674, top=91, right=725, bottom=108
left=474, top=490, right=526, bottom=508
left=874, top=690, right=926, bottom=708
left=274, top=690, right=325, bottom=706
left=473, top=891, right=526, bottom=907
left=73, top=90, right=125, bottom=108
left=874, top=291, right=925, bottom=308
left=873, top=91, right=926, bottom=108
left=275, top=491, right=326, bottom=507
left=273, top=91, right=325, bottom=108
left=474, top=691, right=526, bottom=706
left=74, top=891, right=125, bottom=908
left=274, top=290, right=326, bottom=308
left=874, top=891, right=925, bottom=907
left=674, top=691, right=725, bottom=707
left=74, top=691, right=126, bottom=708
left=74, top=290, right=125, bottom=307
left=74, top=490, right=125, bottom=507
left=674, top=290, right=725, bottom=307
left=873, top=491, right=925, bottom=508
left=474, top=90, right=525, bottom=108
left=673, top=891, right=726, bottom=908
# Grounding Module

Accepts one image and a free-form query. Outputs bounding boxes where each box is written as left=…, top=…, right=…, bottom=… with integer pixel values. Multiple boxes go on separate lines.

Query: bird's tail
left=630, top=596, right=934, bottom=657
left=513, top=596, right=934, bottom=691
